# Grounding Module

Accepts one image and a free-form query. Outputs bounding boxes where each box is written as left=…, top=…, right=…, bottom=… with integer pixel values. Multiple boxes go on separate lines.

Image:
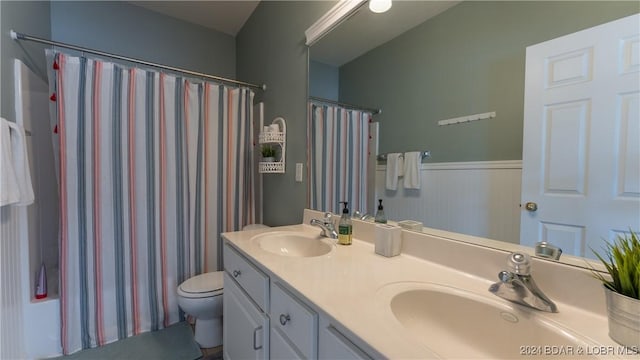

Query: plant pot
left=262, top=157, right=275, bottom=163
left=604, top=285, right=640, bottom=348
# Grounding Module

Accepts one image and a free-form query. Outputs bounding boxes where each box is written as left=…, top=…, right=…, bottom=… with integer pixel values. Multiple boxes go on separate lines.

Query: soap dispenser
left=338, top=201, right=353, bottom=245
left=375, top=199, right=387, bottom=224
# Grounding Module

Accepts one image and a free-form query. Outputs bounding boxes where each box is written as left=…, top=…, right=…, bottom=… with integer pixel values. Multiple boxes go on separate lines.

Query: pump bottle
left=338, top=202, right=353, bottom=245
left=375, top=199, right=387, bottom=224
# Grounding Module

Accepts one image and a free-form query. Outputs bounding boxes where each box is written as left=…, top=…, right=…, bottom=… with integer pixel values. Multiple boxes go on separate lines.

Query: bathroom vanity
left=222, top=209, right=632, bottom=359
left=222, top=240, right=376, bottom=359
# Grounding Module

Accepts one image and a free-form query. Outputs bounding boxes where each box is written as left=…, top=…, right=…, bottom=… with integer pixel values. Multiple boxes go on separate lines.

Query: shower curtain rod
left=309, top=96, right=381, bottom=115
left=10, top=30, right=266, bottom=91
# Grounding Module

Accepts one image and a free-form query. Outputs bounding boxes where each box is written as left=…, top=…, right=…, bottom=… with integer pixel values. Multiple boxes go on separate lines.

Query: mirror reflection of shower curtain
left=308, top=103, right=371, bottom=214
left=46, top=51, right=256, bottom=355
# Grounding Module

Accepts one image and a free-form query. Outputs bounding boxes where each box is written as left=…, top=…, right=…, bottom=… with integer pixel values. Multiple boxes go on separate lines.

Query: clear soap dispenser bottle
left=338, top=201, right=353, bottom=245
left=375, top=199, right=387, bottom=224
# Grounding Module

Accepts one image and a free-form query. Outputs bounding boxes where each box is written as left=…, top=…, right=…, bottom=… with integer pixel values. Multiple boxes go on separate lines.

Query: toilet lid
left=243, top=224, right=270, bottom=231
left=179, top=271, right=223, bottom=295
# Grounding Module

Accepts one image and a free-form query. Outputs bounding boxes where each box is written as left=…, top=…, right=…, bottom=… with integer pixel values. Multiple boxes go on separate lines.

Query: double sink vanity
left=222, top=209, right=630, bottom=359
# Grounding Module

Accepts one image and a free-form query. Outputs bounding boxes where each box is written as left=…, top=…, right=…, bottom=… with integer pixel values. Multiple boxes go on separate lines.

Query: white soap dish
left=398, top=220, right=423, bottom=231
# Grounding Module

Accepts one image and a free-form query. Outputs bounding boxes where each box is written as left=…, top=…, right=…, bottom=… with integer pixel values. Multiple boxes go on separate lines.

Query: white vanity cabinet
left=223, top=240, right=377, bottom=360
left=223, top=244, right=270, bottom=359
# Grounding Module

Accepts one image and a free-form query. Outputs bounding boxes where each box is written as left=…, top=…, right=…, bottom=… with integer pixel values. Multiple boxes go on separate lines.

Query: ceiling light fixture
left=369, top=0, right=392, bottom=13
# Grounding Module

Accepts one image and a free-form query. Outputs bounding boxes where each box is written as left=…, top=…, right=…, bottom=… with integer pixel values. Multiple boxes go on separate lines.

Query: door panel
left=616, top=92, right=640, bottom=198
left=545, top=47, right=593, bottom=88
left=542, top=100, right=590, bottom=195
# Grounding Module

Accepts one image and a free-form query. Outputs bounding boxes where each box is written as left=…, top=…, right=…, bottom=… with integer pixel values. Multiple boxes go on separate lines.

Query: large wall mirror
left=307, top=0, right=639, bottom=265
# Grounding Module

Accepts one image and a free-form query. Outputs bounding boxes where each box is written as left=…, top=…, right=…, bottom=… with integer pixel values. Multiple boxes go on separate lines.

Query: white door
left=521, top=14, right=640, bottom=259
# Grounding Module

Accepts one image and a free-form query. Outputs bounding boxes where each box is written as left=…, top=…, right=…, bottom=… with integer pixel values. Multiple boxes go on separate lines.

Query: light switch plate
left=295, top=163, right=303, bottom=182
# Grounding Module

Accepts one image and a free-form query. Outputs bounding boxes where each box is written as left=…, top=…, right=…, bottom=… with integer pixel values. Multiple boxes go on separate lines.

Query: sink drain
left=500, top=311, right=519, bottom=323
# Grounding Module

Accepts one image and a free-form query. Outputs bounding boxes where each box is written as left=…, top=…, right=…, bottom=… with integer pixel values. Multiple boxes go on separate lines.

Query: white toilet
left=177, top=271, right=224, bottom=348
left=177, top=224, right=269, bottom=348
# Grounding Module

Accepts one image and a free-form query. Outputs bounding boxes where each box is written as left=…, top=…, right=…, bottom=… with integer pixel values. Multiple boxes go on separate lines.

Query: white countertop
left=222, top=219, right=630, bottom=359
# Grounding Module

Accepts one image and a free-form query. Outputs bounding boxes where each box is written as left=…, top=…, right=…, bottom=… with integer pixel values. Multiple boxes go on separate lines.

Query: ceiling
left=311, top=1, right=461, bottom=66
left=129, top=1, right=260, bottom=36
left=128, top=1, right=460, bottom=66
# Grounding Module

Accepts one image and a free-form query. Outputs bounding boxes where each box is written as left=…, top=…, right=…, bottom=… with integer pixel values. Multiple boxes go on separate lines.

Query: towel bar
left=377, top=151, right=430, bottom=161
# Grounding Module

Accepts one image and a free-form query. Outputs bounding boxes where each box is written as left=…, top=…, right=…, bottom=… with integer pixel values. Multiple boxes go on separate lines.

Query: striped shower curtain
left=48, top=51, right=256, bottom=354
left=307, top=103, right=371, bottom=214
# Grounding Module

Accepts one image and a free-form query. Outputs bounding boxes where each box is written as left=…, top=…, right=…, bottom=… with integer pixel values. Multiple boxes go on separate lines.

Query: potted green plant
left=260, top=145, right=277, bottom=162
left=591, top=230, right=640, bottom=348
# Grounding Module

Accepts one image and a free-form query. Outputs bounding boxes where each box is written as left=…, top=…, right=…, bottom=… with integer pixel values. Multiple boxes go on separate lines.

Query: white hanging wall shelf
left=437, top=111, right=496, bottom=126
left=259, top=117, right=286, bottom=174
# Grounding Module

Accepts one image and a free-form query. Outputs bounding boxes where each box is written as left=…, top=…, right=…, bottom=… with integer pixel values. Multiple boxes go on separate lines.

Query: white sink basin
left=381, top=283, right=595, bottom=359
left=252, top=231, right=333, bottom=257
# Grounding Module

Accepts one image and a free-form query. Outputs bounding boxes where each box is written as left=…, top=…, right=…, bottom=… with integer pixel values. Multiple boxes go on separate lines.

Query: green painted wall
left=310, top=60, right=339, bottom=101
left=237, top=1, right=333, bottom=226
left=51, top=1, right=236, bottom=79
left=339, top=1, right=639, bottom=162
left=1, top=1, right=51, bottom=121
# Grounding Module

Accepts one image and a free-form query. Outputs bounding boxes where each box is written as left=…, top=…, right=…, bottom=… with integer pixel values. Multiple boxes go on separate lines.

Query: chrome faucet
left=309, top=212, right=339, bottom=239
left=352, top=210, right=373, bottom=221
left=489, top=252, right=558, bottom=313
left=535, top=241, right=562, bottom=260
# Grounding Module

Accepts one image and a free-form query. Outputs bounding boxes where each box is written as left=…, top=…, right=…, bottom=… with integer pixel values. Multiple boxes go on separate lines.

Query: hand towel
left=0, top=120, right=20, bottom=206
left=385, top=153, right=402, bottom=190
left=0, top=118, right=34, bottom=206
left=403, top=151, right=421, bottom=189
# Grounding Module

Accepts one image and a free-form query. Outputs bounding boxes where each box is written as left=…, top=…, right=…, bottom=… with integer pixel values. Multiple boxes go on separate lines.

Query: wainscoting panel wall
left=15, top=59, right=62, bottom=358
left=0, top=206, right=27, bottom=359
left=375, top=160, right=523, bottom=244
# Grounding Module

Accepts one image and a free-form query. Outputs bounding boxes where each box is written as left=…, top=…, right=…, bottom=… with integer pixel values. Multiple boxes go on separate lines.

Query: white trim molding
left=305, top=0, right=366, bottom=46
left=376, top=160, right=523, bottom=171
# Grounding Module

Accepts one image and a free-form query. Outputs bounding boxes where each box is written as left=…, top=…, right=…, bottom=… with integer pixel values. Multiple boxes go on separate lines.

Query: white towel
left=403, top=151, right=421, bottom=189
left=385, top=153, right=402, bottom=190
left=0, top=118, right=34, bottom=206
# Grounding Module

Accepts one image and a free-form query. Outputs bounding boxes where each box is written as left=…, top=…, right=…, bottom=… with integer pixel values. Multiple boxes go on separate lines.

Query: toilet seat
left=243, top=224, right=270, bottom=231
left=178, top=271, right=224, bottom=299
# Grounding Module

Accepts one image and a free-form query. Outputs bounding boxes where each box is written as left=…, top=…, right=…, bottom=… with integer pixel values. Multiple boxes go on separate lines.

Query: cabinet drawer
left=224, top=243, right=269, bottom=311
left=270, top=282, right=318, bottom=359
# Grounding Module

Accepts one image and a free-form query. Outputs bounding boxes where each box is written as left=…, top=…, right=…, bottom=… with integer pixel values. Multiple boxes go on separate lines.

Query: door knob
left=524, top=202, right=538, bottom=212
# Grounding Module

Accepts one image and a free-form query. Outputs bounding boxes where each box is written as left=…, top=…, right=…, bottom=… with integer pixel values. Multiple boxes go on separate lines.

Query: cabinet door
left=270, top=326, right=305, bottom=360
left=223, top=273, right=269, bottom=360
